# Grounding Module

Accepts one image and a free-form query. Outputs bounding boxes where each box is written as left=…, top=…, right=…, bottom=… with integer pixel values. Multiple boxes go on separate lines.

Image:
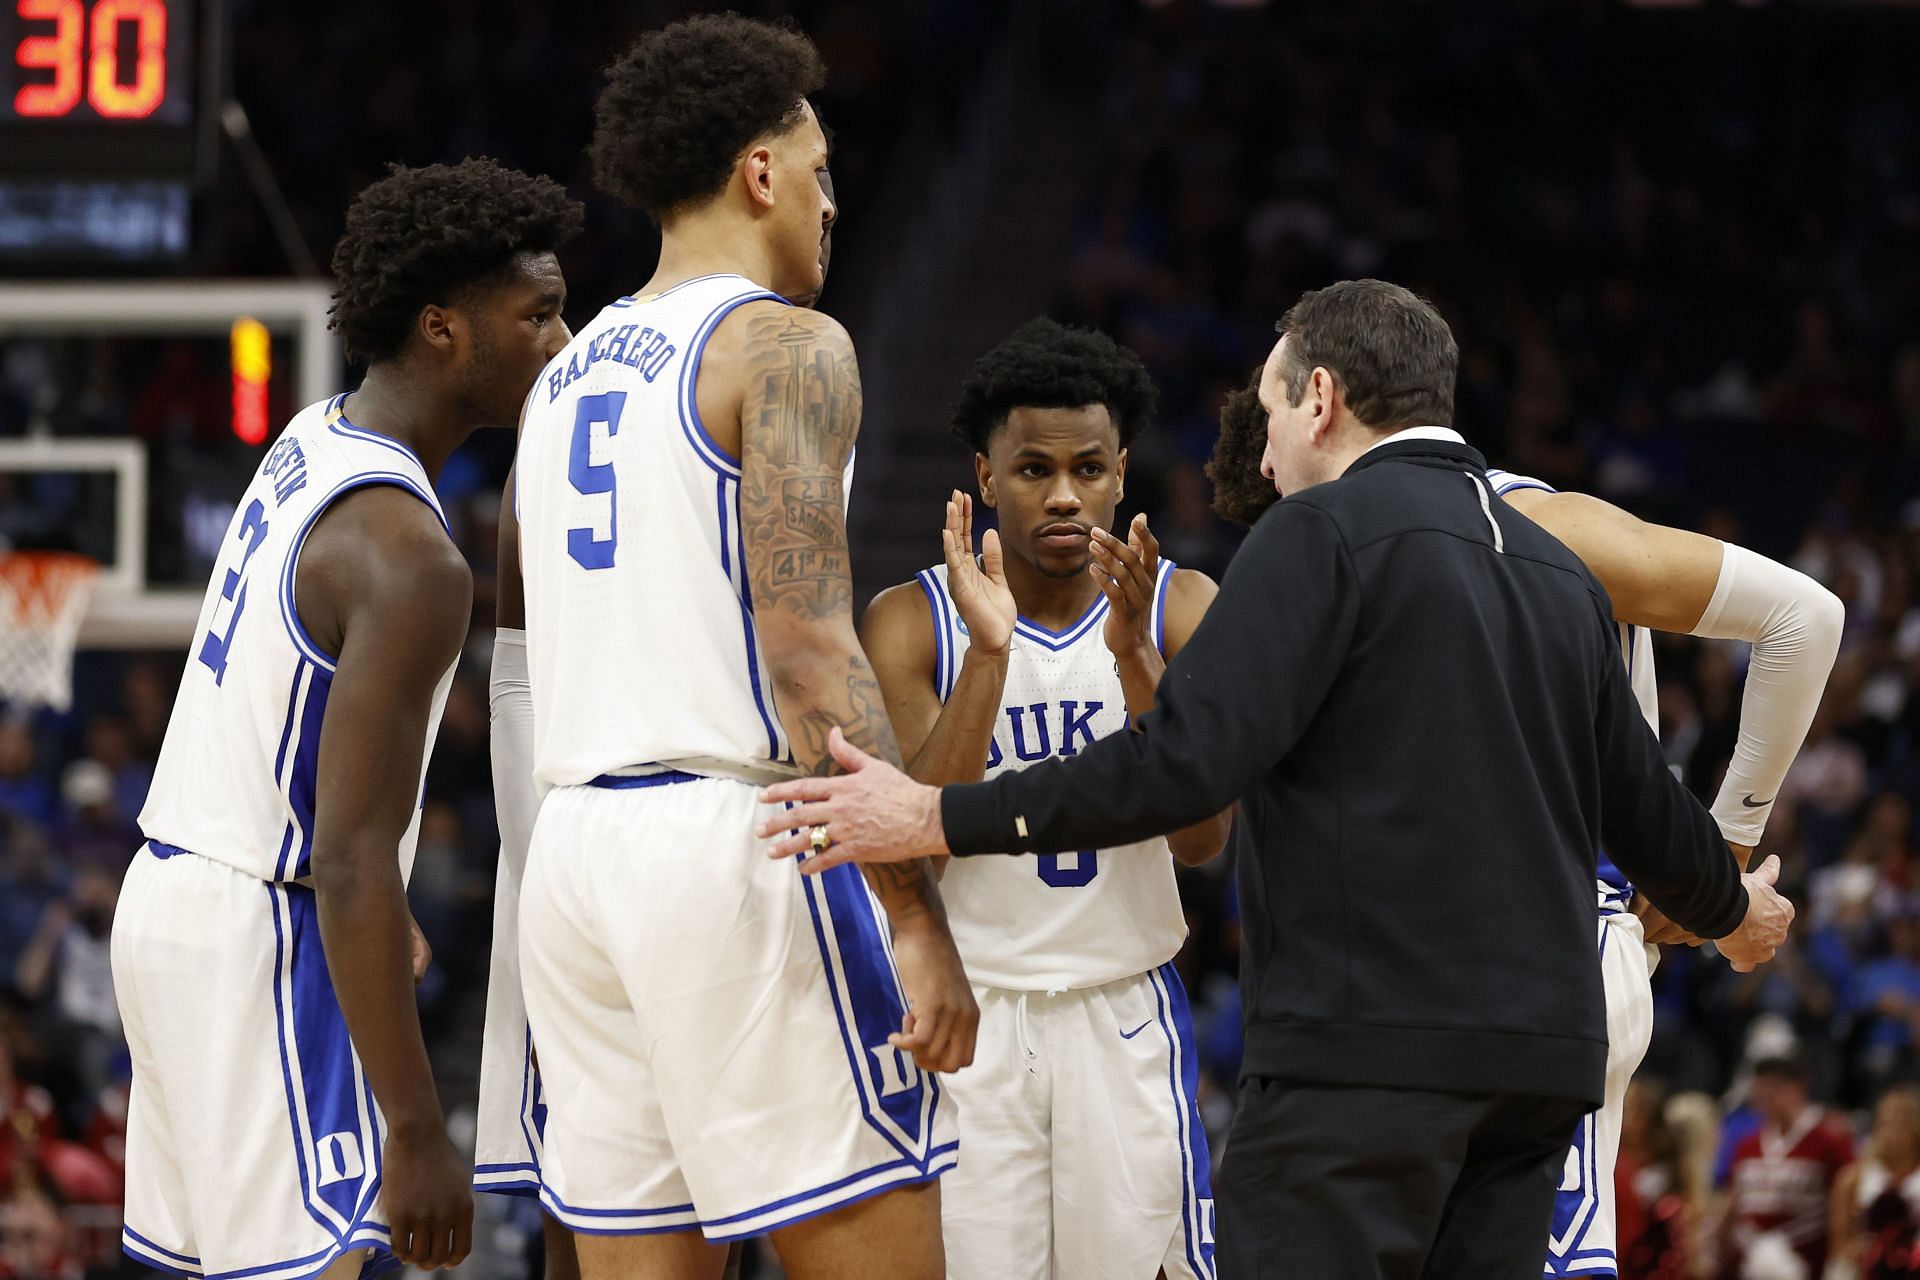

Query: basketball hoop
left=0, top=552, right=100, bottom=712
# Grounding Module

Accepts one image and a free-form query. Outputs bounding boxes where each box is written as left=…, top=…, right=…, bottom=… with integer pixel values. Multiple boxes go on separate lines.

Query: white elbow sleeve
left=1691, top=543, right=1845, bottom=846
left=489, top=627, right=544, bottom=879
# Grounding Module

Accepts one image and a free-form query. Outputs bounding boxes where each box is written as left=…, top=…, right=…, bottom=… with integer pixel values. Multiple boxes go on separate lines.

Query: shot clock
left=0, top=0, right=218, bottom=263
left=1, top=0, right=212, bottom=175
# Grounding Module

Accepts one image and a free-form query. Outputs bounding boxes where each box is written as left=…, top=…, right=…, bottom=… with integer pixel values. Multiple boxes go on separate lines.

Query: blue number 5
left=198, top=498, right=270, bottom=685
left=568, top=391, right=626, bottom=570
left=1038, top=849, right=1099, bottom=888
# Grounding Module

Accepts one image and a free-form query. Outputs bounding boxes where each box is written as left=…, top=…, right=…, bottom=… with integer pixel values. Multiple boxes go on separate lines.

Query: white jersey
left=920, top=561, right=1188, bottom=991
left=1489, top=468, right=1656, bottom=911
left=519, top=273, right=846, bottom=787
left=139, top=395, right=455, bottom=884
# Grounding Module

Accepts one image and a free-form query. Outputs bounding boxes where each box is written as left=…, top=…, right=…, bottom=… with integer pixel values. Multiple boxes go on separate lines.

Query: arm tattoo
left=740, top=312, right=862, bottom=626
left=739, top=312, right=936, bottom=917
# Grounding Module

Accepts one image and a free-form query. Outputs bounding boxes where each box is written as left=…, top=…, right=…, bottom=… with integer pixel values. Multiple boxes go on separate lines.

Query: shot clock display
left=0, top=0, right=211, bottom=176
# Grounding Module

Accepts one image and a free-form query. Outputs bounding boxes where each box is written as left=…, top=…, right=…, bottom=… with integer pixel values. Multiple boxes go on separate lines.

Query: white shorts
left=112, top=843, right=396, bottom=1280
left=519, top=773, right=957, bottom=1240
left=473, top=847, right=547, bottom=1197
left=1544, top=910, right=1654, bottom=1278
left=942, top=964, right=1215, bottom=1280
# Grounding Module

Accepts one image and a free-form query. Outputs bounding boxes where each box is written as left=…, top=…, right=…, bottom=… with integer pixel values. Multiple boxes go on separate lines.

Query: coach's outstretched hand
left=760, top=728, right=948, bottom=870
left=381, top=1120, right=473, bottom=1270
left=1717, top=855, right=1796, bottom=973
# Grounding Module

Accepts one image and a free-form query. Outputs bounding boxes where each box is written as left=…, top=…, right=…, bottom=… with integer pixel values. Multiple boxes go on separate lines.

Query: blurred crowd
left=9, top=0, right=1920, bottom=1276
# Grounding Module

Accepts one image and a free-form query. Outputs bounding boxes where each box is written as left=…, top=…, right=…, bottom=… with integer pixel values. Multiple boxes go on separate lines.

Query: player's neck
left=1003, top=552, right=1104, bottom=631
left=642, top=224, right=778, bottom=297
left=343, top=367, right=466, bottom=483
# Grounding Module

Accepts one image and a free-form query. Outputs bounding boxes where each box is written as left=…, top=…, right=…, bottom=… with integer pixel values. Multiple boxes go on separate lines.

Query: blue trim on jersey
left=916, top=570, right=954, bottom=699
left=796, top=847, right=943, bottom=1166
left=282, top=665, right=332, bottom=880
left=1013, top=593, right=1111, bottom=652
left=612, top=272, right=740, bottom=310
left=326, top=395, right=428, bottom=472
left=700, top=1142, right=959, bottom=1243
left=1485, top=467, right=1558, bottom=498
left=265, top=883, right=389, bottom=1258
left=148, top=840, right=190, bottom=859
left=1593, top=623, right=1638, bottom=903
left=1151, top=560, right=1177, bottom=658
left=121, top=1228, right=199, bottom=1268
left=725, top=474, right=786, bottom=761
left=121, top=1227, right=401, bottom=1280
left=539, top=1143, right=960, bottom=1240
left=675, top=288, right=789, bottom=478
left=586, top=769, right=703, bottom=790
left=277, top=472, right=449, bottom=673
left=518, top=1022, right=545, bottom=1171
left=1546, top=916, right=1618, bottom=1275
left=1149, top=962, right=1219, bottom=1280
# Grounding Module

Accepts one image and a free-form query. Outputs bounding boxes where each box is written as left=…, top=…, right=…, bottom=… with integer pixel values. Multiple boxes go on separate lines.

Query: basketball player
left=111, top=159, right=582, bottom=1280
left=473, top=170, right=840, bottom=1278
left=859, top=318, right=1229, bottom=1279
left=512, top=16, right=972, bottom=1280
left=1206, top=375, right=1843, bottom=1279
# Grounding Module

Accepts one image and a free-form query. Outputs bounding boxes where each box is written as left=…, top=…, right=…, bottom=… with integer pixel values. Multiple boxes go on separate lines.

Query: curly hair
left=329, top=158, right=584, bottom=364
left=952, top=318, right=1158, bottom=455
left=1207, top=372, right=1281, bottom=528
left=591, top=14, right=826, bottom=220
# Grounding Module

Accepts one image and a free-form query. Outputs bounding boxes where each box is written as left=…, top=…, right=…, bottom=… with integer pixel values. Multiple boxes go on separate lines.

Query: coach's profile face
left=1258, top=335, right=1329, bottom=498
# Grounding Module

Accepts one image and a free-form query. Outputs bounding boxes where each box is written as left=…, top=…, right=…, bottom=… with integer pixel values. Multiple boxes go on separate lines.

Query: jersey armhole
left=677, top=291, right=789, bottom=479
left=1150, top=560, right=1179, bottom=659
left=279, top=474, right=449, bottom=673
left=915, top=569, right=954, bottom=701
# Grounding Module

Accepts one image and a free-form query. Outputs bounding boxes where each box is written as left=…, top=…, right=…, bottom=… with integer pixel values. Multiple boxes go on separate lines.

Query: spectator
left=1716, top=1055, right=1856, bottom=1279
left=12, top=869, right=121, bottom=1107
left=1830, top=1084, right=1920, bottom=1279
left=1619, top=1078, right=1692, bottom=1280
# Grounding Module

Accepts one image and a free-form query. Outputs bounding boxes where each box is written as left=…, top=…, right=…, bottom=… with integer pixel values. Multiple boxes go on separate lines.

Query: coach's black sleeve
left=1591, top=598, right=1749, bottom=939
left=941, top=499, right=1360, bottom=856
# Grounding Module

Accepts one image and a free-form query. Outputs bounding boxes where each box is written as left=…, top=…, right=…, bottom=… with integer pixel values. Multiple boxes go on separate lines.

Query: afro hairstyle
left=1207, top=370, right=1280, bottom=527
left=328, top=157, right=583, bottom=364
left=591, top=13, right=826, bottom=221
left=951, top=318, right=1158, bottom=456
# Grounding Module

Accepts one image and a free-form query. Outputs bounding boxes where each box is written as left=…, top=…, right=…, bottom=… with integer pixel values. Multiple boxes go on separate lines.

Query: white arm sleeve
left=490, top=627, right=545, bottom=882
left=1690, top=542, right=1845, bottom=846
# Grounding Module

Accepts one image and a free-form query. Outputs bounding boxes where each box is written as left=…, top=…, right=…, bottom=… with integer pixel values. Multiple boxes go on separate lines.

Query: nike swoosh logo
left=1742, top=794, right=1774, bottom=808
left=1120, top=1020, right=1152, bottom=1040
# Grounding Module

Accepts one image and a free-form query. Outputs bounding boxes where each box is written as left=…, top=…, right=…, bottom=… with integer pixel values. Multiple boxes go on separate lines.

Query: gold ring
left=809, top=825, right=831, bottom=853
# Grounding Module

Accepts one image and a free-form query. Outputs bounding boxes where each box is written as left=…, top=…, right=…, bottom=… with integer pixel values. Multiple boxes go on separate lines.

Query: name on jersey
left=986, top=700, right=1106, bottom=770
left=545, top=324, right=678, bottom=402
left=263, top=435, right=309, bottom=505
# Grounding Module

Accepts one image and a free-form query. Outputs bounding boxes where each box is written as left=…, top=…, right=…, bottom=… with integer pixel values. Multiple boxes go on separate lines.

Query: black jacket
left=941, top=439, right=1746, bottom=1105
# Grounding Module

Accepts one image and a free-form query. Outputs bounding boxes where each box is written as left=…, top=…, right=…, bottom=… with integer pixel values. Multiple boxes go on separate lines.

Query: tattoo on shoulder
left=740, top=313, right=862, bottom=625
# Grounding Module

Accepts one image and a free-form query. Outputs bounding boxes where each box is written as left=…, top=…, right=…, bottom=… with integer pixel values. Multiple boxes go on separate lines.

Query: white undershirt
left=1360, top=425, right=1467, bottom=455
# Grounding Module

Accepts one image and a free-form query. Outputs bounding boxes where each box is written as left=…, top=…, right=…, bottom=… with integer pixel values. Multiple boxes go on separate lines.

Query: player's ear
left=743, top=143, right=777, bottom=212
left=974, top=451, right=996, bottom=508
left=417, top=304, right=457, bottom=356
left=1114, top=447, right=1128, bottom=505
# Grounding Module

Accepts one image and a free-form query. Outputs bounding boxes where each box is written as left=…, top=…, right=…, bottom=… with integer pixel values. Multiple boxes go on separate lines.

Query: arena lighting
left=230, top=315, right=269, bottom=445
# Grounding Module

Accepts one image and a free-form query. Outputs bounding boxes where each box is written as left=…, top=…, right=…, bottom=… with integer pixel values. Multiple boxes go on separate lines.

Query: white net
left=0, top=552, right=100, bottom=712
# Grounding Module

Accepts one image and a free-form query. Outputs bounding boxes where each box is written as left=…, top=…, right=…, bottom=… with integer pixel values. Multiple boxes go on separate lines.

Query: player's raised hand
left=380, top=1120, right=473, bottom=1271
left=943, top=491, right=1015, bottom=656
left=887, top=916, right=979, bottom=1074
left=1718, top=854, right=1796, bottom=973
left=759, top=727, right=949, bottom=869
left=1092, top=513, right=1161, bottom=659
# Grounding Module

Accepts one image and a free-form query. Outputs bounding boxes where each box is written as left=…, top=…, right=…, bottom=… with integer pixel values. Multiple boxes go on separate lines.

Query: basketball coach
left=758, top=279, right=1795, bottom=1278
